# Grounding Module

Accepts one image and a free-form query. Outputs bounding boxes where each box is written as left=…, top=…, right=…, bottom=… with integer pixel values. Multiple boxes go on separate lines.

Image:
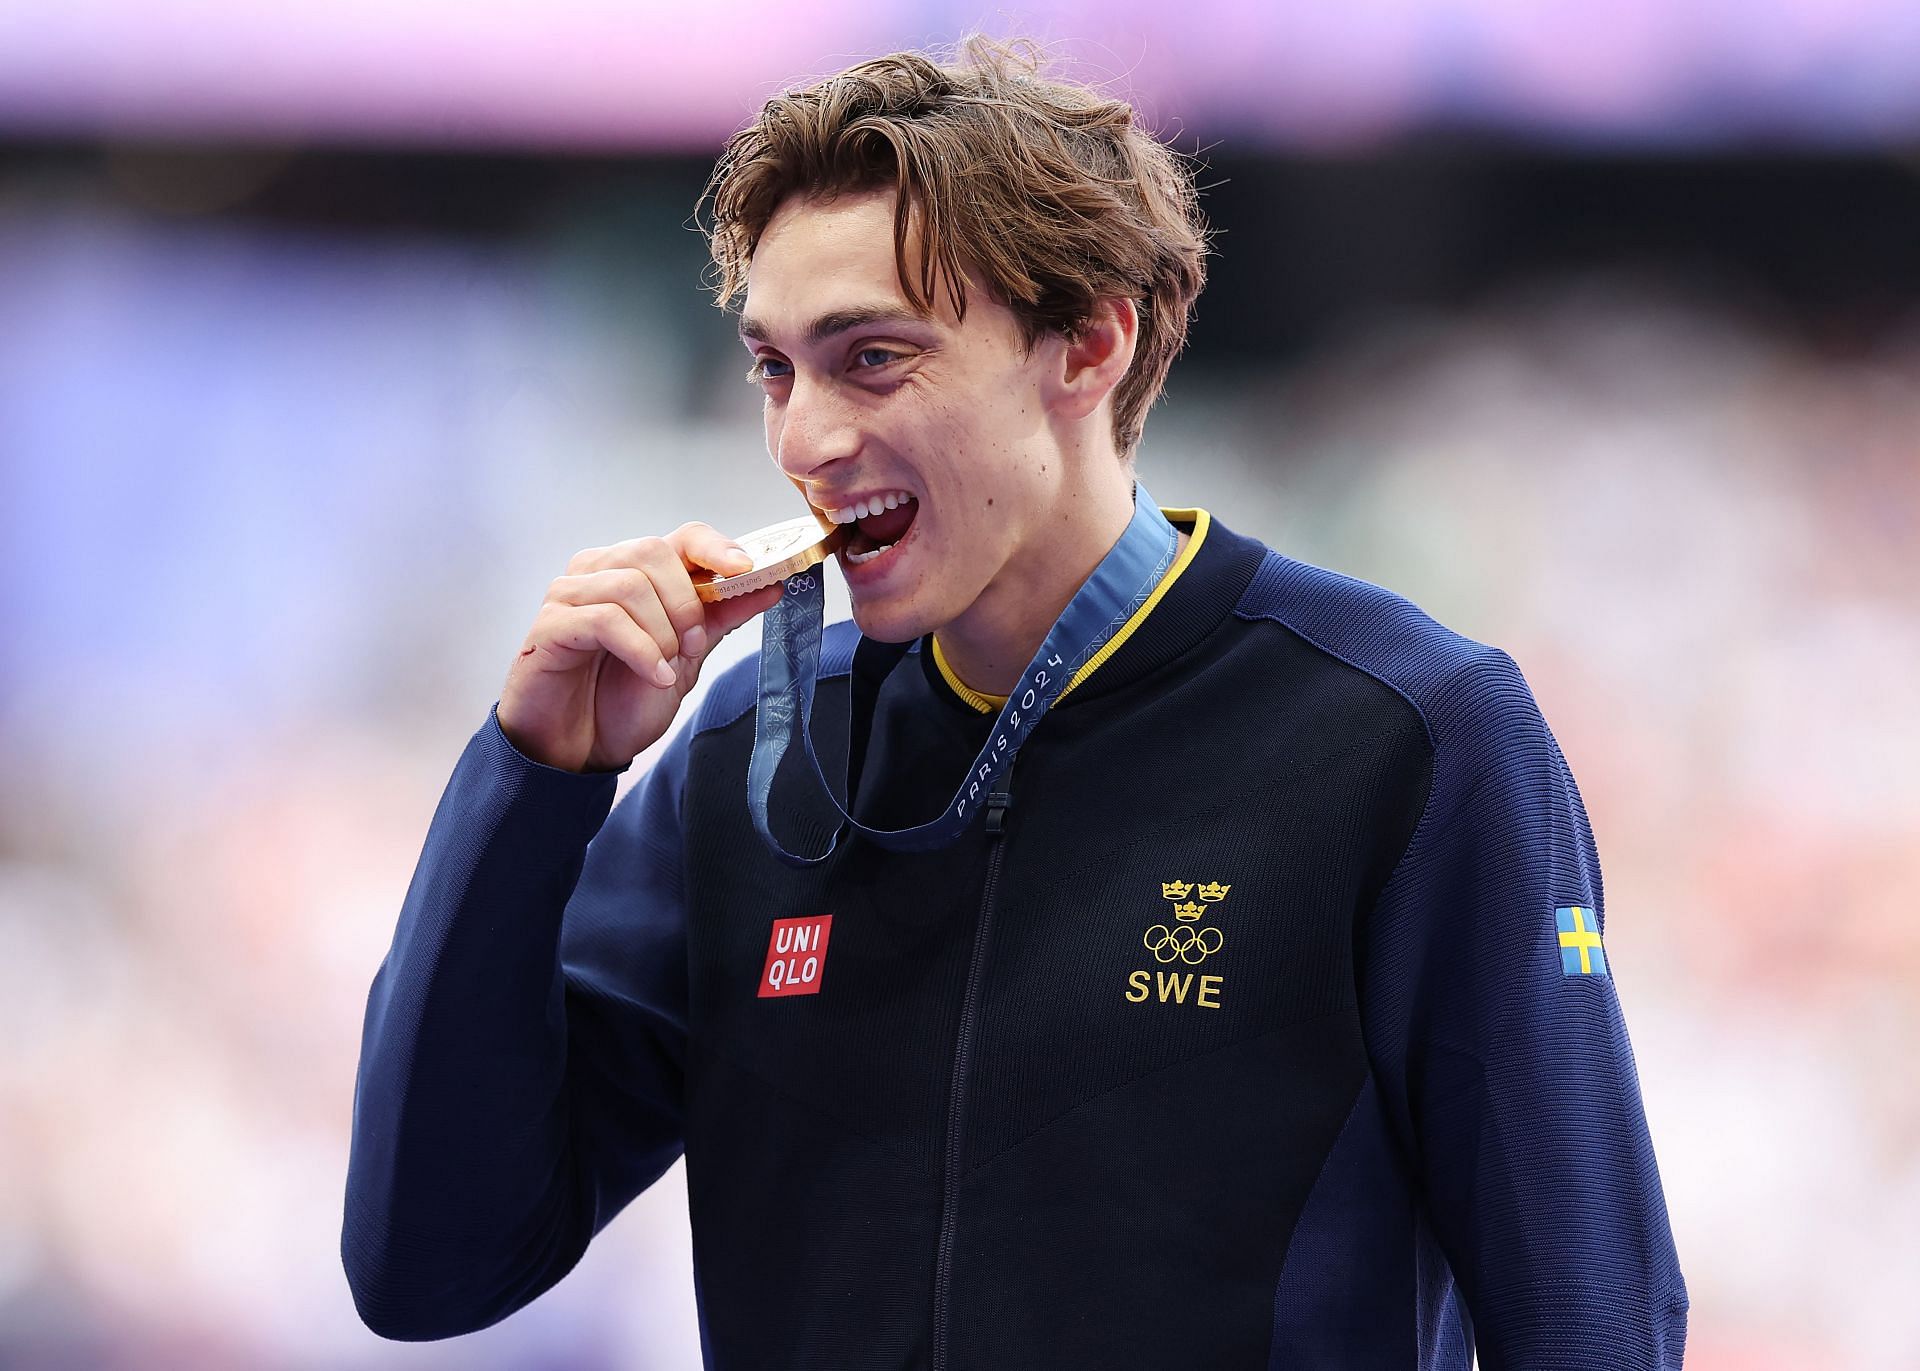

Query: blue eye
left=746, top=356, right=791, bottom=383
left=854, top=347, right=898, bottom=369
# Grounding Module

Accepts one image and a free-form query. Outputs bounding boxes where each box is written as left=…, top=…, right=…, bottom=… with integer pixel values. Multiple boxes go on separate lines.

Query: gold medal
left=691, top=514, right=845, bottom=602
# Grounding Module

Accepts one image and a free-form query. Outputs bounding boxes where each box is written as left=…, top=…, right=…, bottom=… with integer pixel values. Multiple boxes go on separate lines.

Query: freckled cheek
left=921, top=399, right=973, bottom=452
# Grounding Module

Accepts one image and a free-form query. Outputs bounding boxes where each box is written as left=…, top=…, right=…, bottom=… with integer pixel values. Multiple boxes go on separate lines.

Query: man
left=343, top=37, right=1689, bottom=1369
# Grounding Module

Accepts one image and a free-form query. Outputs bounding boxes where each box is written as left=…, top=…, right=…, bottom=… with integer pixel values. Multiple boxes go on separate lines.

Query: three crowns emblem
left=1160, top=880, right=1229, bottom=922
left=1144, top=880, right=1230, bottom=964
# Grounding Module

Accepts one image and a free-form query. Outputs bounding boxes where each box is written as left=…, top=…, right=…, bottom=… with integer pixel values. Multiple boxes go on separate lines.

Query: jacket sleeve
left=341, top=703, right=694, bottom=1340
left=1361, top=650, right=1690, bottom=1370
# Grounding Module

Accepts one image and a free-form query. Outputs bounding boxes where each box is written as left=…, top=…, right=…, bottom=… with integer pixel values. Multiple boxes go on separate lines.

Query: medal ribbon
left=747, top=481, right=1178, bottom=866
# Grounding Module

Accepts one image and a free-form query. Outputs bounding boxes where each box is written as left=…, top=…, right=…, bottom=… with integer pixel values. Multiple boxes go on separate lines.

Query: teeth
left=845, top=541, right=895, bottom=564
left=820, top=490, right=914, bottom=524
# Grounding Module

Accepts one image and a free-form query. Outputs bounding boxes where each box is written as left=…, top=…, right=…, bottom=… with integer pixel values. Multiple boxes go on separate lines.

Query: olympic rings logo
left=786, top=573, right=817, bottom=594
left=1142, top=923, right=1224, bottom=965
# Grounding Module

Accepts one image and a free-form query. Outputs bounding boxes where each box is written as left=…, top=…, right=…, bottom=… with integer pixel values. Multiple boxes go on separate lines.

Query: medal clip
left=984, top=762, right=1016, bottom=835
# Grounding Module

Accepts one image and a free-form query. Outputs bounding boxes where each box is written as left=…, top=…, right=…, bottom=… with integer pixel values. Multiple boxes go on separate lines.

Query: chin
left=845, top=596, right=930, bottom=644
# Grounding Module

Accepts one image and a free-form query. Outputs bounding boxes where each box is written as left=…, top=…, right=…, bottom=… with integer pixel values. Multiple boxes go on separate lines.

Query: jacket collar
left=916, top=506, right=1267, bottom=714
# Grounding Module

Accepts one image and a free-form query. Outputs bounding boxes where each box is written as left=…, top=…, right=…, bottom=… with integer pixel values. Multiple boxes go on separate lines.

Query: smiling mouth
left=839, top=497, right=920, bottom=564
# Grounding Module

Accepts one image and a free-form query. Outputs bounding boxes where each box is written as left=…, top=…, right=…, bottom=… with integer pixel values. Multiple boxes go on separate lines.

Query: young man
left=344, top=38, right=1689, bottom=1369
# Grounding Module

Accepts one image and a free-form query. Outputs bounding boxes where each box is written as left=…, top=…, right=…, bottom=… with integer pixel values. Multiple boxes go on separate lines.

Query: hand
left=497, top=522, right=786, bottom=773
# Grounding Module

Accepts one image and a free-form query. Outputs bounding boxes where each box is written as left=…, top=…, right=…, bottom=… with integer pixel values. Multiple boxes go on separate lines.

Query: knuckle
left=639, top=556, right=692, bottom=599
left=565, top=546, right=601, bottom=574
left=615, top=569, right=667, bottom=621
left=665, top=587, right=704, bottom=624
left=602, top=601, right=665, bottom=652
left=589, top=601, right=628, bottom=630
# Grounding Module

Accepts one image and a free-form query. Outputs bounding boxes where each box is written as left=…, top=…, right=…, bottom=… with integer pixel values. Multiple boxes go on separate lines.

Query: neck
left=934, top=482, right=1187, bottom=697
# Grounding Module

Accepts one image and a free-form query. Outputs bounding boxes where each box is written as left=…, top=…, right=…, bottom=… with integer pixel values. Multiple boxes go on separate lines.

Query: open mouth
left=827, top=493, right=920, bottom=566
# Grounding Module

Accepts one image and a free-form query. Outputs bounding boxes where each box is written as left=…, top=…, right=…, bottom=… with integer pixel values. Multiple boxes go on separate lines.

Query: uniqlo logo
left=758, top=915, right=834, bottom=998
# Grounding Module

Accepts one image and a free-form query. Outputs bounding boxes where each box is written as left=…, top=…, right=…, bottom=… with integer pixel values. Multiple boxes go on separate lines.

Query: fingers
left=530, top=600, right=679, bottom=689
left=668, top=521, right=757, bottom=578
left=568, top=523, right=752, bottom=581
left=561, top=523, right=762, bottom=661
left=549, top=567, right=685, bottom=663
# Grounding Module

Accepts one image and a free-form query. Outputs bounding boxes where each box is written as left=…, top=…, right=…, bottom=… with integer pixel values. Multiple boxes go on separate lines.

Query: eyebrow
left=737, top=305, right=932, bottom=349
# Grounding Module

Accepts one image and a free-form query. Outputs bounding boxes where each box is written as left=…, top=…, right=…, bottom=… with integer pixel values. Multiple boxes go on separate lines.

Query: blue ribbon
left=747, top=481, right=1179, bottom=866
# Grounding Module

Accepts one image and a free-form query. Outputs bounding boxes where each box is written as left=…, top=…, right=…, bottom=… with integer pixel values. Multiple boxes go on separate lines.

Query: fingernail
left=683, top=624, right=708, bottom=658
left=653, top=659, right=678, bottom=687
left=726, top=547, right=753, bottom=571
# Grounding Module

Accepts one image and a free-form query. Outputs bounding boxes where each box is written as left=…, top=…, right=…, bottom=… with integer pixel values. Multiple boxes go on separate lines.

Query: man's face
left=738, top=188, right=1068, bottom=644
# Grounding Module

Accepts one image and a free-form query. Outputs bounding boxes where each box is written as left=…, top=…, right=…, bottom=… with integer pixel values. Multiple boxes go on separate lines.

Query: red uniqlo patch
left=758, top=914, right=834, bottom=998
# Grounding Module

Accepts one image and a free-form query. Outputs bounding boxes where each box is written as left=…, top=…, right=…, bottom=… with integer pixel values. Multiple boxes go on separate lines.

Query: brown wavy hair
left=698, top=36, right=1211, bottom=456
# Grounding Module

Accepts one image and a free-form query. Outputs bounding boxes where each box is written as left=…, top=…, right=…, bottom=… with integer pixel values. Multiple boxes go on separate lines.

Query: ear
left=1048, top=296, right=1138, bottom=424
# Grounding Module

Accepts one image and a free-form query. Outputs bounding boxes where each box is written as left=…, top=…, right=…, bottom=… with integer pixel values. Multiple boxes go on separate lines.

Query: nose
left=771, top=373, right=862, bottom=485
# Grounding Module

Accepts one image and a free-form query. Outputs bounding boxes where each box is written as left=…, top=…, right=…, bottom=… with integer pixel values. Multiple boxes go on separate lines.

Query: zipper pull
left=984, top=758, right=1016, bottom=836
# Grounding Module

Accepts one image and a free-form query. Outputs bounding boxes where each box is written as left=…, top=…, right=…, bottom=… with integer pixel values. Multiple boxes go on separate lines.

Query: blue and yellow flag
left=1556, top=905, right=1609, bottom=978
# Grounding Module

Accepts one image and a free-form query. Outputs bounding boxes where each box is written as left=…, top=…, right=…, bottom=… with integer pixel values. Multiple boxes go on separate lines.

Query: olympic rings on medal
left=1142, top=922, right=1224, bottom=965
left=786, top=572, right=818, bottom=594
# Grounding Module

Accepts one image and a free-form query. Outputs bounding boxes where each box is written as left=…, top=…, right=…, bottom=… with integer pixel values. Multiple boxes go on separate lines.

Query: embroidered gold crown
left=1199, top=882, right=1231, bottom=902
left=1161, top=881, right=1194, bottom=901
left=1173, top=901, right=1205, bottom=922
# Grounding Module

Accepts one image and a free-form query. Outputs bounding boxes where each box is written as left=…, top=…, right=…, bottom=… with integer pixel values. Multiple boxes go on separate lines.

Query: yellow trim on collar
left=931, top=636, right=1010, bottom=713
left=931, top=507, right=1212, bottom=714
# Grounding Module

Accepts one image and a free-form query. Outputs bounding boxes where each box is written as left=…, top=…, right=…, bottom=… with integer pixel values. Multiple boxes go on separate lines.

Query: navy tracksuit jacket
left=343, top=507, right=1689, bottom=1368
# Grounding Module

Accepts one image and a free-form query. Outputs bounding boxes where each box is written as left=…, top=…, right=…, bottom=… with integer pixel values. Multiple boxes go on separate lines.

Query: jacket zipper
left=931, top=756, right=1016, bottom=1371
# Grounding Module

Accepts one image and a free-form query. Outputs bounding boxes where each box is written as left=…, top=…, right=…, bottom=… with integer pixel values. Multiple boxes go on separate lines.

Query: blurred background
left=2, top=2, right=1917, bottom=1367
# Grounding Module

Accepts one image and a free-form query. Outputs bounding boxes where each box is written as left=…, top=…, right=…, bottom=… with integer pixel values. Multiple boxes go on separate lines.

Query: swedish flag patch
left=1556, top=905, right=1609, bottom=977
